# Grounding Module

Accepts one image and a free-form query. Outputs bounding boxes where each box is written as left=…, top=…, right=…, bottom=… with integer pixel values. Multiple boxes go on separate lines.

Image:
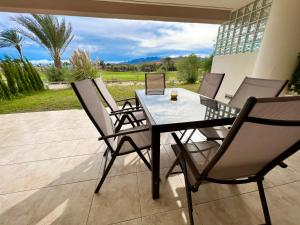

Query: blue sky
left=0, top=12, right=219, bottom=63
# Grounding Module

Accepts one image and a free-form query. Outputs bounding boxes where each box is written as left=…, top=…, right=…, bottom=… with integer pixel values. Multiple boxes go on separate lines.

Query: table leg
left=135, top=92, right=140, bottom=107
left=151, top=126, right=160, bottom=199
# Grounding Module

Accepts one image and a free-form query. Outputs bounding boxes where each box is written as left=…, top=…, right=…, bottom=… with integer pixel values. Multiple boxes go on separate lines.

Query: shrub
left=1, top=60, right=18, bottom=95
left=139, top=63, right=160, bottom=72
left=23, top=59, right=44, bottom=90
left=288, top=53, right=300, bottom=94
left=0, top=57, right=44, bottom=100
left=69, top=49, right=98, bottom=81
left=176, top=54, right=200, bottom=83
left=203, top=55, right=213, bottom=74
left=45, top=66, right=68, bottom=82
left=0, top=76, right=11, bottom=100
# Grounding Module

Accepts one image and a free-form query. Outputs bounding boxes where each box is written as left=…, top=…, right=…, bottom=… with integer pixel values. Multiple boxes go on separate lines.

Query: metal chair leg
left=95, top=153, right=118, bottom=193
left=278, top=162, right=288, bottom=168
left=186, top=187, right=194, bottom=225
left=180, top=130, right=187, bottom=140
left=185, top=129, right=196, bottom=143
left=182, top=158, right=195, bottom=225
left=257, top=179, right=272, bottom=225
left=103, top=148, right=108, bottom=157
left=136, top=150, right=151, bottom=170
left=165, top=153, right=181, bottom=179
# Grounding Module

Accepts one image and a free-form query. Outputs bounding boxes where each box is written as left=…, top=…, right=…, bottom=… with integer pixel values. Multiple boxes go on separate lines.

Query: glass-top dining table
left=135, top=88, right=240, bottom=199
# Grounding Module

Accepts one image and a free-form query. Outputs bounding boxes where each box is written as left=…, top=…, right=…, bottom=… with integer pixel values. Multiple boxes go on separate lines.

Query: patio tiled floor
left=0, top=110, right=300, bottom=225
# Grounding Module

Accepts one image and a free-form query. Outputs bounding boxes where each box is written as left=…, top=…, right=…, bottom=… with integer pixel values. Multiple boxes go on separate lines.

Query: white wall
left=211, top=52, right=258, bottom=102
left=253, top=0, right=300, bottom=81
left=211, top=0, right=300, bottom=101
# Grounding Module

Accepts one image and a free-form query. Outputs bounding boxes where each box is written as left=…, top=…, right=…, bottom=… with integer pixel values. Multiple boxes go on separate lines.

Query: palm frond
left=0, top=29, right=23, bottom=48
left=14, top=14, right=73, bottom=67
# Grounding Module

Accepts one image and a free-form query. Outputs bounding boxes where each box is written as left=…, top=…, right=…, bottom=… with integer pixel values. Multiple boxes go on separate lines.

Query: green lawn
left=98, top=71, right=178, bottom=82
left=0, top=83, right=199, bottom=114
left=39, top=70, right=178, bottom=83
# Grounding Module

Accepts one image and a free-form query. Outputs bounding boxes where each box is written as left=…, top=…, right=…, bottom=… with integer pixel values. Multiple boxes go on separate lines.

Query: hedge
left=0, top=58, right=44, bottom=100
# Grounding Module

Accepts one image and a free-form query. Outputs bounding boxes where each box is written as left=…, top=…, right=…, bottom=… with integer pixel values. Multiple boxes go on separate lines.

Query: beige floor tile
left=194, top=192, right=264, bottom=225
left=0, top=139, right=105, bottom=165
left=0, top=144, right=48, bottom=165
left=194, top=181, right=300, bottom=225
left=138, top=146, right=173, bottom=172
left=102, top=152, right=140, bottom=177
left=1, top=110, right=300, bottom=225
left=0, top=132, right=37, bottom=148
left=75, top=139, right=106, bottom=155
left=264, top=181, right=300, bottom=225
left=264, top=165, right=300, bottom=187
left=137, top=169, right=187, bottom=217
left=142, top=207, right=201, bottom=225
left=87, top=173, right=141, bottom=225
left=112, top=218, right=142, bottom=225
left=34, top=127, right=99, bottom=144
left=0, top=180, right=95, bottom=225
left=192, top=182, right=257, bottom=205
left=285, top=151, right=300, bottom=172
left=0, top=154, right=102, bottom=194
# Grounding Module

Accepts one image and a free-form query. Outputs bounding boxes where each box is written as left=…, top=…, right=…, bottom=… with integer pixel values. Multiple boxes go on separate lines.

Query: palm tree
left=0, top=29, right=24, bottom=60
left=14, top=14, right=73, bottom=68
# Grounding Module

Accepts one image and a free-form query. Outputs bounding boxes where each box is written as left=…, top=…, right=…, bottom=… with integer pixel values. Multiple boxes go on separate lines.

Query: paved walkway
left=0, top=110, right=300, bottom=225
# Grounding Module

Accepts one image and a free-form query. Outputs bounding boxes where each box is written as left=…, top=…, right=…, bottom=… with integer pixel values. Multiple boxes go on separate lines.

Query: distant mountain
left=124, top=57, right=161, bottom=64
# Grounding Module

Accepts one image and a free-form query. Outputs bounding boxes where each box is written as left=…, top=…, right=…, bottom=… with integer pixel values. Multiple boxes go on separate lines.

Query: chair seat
left=171, top=141, right=220, bottom=186
left=198, top=126, right=229, bottom=140
left=115, top=125, right=151, bottom=154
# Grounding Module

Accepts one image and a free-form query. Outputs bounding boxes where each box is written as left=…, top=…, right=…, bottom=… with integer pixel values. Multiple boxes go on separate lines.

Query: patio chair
left=180, top=73, right=225, bottom=139
left=93, top=77, right=145, bottom=126
left=198, top=76, right=288, bottom=141
left=145, top=72, right=166, bottom=95
left=71, top=79, right=151, bottom=193
left=167, top=96, right=300, bottom=225
left=198, top=73, right=225, bottom=99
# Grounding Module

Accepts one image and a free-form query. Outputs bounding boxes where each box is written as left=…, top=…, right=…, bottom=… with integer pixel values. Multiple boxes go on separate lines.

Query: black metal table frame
left=135, top=91, right=236, bottom=199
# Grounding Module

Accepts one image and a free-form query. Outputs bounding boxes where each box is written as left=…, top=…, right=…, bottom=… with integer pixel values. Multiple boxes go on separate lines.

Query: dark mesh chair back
left=145, top=73, right=166, bottom=95
left=198, top=73, right=225, bottom=99
left=207, top=96, right=300, bottom=180
left=229, top=77, right=288, bottom=109
left=71, top=79, right=115, bottom=147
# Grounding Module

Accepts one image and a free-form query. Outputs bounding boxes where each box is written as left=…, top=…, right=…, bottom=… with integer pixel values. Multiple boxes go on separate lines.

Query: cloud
left=68, top=17, right=218, bottom=55
left=0, top=12, right=219, bottom=61
left=74, top=44, right=100, bottom=53
left=137, top=23, right=218, bottom=52
left=30, top=59, right=69, bottom=65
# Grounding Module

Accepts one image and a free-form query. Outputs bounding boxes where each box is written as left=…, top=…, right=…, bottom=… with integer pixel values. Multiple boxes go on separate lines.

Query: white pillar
left=252, top=0, right=300, bottom=81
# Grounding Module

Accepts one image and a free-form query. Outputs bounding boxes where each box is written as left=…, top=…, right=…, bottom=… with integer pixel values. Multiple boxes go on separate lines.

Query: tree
left=162, top=57, right=176, bottom=71
left=0, top=29, right=24, bottom=60
left=176, top=54, right=200, bottom=83
left=14, top=14, right=73, bottom=68
left=203, top=55, right=213, bottom=73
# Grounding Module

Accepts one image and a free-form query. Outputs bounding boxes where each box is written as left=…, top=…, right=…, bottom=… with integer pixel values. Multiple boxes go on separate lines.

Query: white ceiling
left=0, top=0, right=238, bottom=23
left=102, top=0, right=254, bottom=10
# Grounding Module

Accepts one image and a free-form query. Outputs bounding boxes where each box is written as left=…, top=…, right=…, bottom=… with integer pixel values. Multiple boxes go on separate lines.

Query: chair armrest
left=225, top=94, right=233, bottom=100
left=109, top=106, right=141, bottom=115
left=98, top=127, right=149, bottom=140
left=116, top=97, right=136, bottom=103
